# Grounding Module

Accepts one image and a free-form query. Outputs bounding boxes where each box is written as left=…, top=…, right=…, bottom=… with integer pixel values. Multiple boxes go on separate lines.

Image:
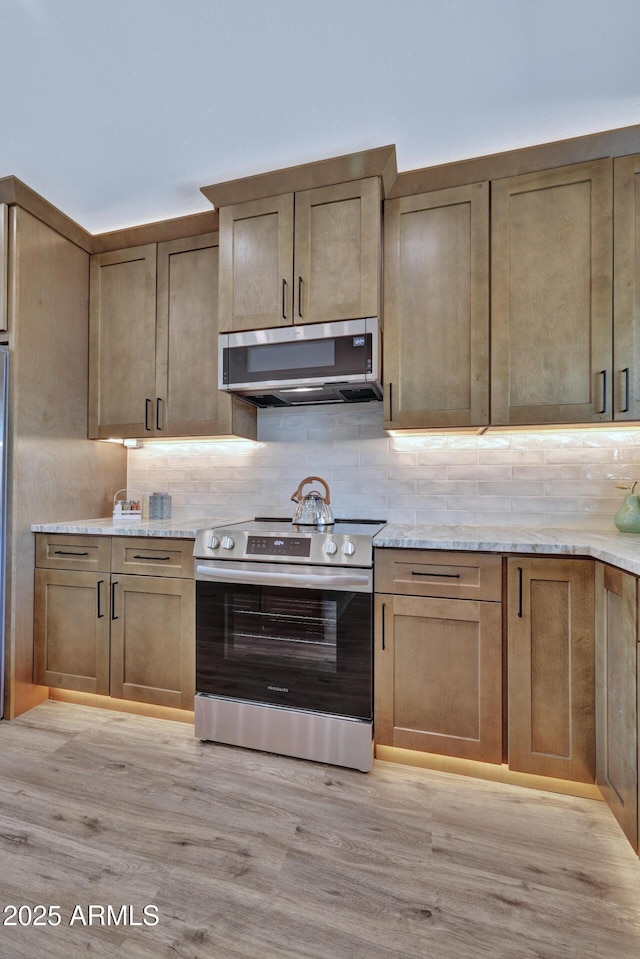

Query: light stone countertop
left=373, top=524, right=640, bottom=577
left=32, top=517, right=640, bottom=577
left=30, top=516, right=249, bottom=539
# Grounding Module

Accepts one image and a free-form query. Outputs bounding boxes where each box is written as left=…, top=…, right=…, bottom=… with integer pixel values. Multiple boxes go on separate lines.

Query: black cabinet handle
left=517, top=567, right=523, bottom=619
left=133, top=554, right=171, bottom=561
left=97, top=580, right=104, bottom=619
left=298, top=276, right=302, bottom=318
left=412, top=571, right=460, bottom=579
left=381, top=602, right=386, bottom=651
left=281, top=278, right=287, bottom=320
left=54, top=550, right=89, bottom=557
left=145, top=398, right=152, bottom=431
left=622, top=367, right=630, bottom=413
left=598, top=370, right=607, bottom=415
left=111, top=581, right=119, bottom=620
left=156, top=397, right=163, bottom=430
left=389, top=382, right=393, bottom=421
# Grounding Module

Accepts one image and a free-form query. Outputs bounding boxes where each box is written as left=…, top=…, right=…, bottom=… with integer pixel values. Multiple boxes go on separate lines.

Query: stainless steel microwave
left=218, top=318, right=382, bottom=408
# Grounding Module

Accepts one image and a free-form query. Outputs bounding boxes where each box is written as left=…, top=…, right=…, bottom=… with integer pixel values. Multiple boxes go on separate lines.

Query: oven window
left=196, top=580, right=372, bottom=719
left=227, top=589, right=340, bottom=671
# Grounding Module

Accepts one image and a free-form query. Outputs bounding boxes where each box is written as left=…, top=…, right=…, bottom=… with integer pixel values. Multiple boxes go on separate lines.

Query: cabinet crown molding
left=201, top=144, right=397, bottom=208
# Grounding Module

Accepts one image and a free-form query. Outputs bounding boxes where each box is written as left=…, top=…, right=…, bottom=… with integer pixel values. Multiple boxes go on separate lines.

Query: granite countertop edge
left=30, top=516, right=249, bottom=539
left=372, top=524, right=640, bottom=577
left=31, top=518, right=640, bottom=576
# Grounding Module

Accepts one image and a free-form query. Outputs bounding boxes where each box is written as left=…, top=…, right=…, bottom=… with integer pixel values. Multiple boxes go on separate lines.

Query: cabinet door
left=293, top=177, right=380, bottom=325
left=508, top=558, right=595, bottom=782
left=375, top=593, right=502, bottom=763
left=218, top=194, right=294, bottom=332
left=155, top=232, right=256, bottom=439
left=110, top=575, right=195, bottom=709
left=0, top=202, right=7, bottom=332
left=595, top=563, right=637, bottom=849
left=491, top=159, right=613, bottom=425
left=34, top=569, right=110, bottom=694
left=613, top=154, right=640, bottom=421
left=89, top=245, right=157, bottom=438
left=383, top=182, right=489, bottom=429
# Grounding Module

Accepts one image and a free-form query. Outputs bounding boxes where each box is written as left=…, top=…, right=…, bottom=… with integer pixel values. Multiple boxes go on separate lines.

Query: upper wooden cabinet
left=0, top=202, right=8, bottom=332
left=383, top=182, right=489, bottom=429
left=89, top=233, right=256, bottom=440
left=218, top=177, right=381, bottom=332
left=491, top=159, right=613, bottom=426
left=89, top=244, right=157, bottom=438
left=614, top=154, right=640, bottom=421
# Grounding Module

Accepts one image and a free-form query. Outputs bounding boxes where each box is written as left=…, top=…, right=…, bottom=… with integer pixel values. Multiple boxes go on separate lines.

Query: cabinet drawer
left=110, top=537, right=194, bottom=578
left=375, top=549, right=502, bottom=601
left=36, top=533, right=111, bottom=572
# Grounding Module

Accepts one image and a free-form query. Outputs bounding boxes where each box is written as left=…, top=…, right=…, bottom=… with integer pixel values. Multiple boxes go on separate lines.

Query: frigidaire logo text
left=268, top=685, right=288, bottom=692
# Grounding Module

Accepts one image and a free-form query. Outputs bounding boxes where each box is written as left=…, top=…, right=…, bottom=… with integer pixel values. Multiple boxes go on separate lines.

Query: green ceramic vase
left=614, top=493, right=640, bottom=533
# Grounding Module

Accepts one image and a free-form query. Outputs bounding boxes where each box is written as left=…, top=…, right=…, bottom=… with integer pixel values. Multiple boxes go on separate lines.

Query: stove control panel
left=194, top=522, right=385, bottom=567
left=246, top=535, right=312, bottom=558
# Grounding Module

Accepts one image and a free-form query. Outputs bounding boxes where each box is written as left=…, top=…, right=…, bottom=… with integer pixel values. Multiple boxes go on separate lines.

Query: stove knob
left=341, top=538, right=356, bottom=557
left=207, top=535, right=220, bottom=550
left=324, top=538, right=338, bottom=555
left=221, top=535, right=235, bottom=550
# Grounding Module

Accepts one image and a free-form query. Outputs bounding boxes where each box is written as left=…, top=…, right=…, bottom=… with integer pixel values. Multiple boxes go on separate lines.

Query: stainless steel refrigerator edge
left=0, top=348, right=8, bottom=719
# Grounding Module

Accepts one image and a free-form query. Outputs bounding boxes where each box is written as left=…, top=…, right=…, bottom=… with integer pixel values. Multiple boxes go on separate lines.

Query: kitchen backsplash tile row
left=126, top=403, right=640, bottom=529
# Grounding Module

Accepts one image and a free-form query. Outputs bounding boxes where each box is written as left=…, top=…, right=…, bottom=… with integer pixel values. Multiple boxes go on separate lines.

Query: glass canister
left=149, top=492, right=172, bottom=519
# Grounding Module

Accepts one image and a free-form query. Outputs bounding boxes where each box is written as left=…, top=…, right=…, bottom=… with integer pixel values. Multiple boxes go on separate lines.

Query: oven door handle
left=195, top=563, right=371, bottom=590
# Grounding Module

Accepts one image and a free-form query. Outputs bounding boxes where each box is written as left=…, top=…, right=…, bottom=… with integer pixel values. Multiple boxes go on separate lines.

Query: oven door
left=195, top=561, right=373, bottom=720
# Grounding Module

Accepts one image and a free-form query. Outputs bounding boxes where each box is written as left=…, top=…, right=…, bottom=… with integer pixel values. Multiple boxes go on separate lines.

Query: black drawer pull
left=412, top=571, right=461, bottom=579
left=54, top=550, right=89, bottom=557
left=97, top=580, right=104, bottom=619
left=132, top=554, right=171, bottom=561
left=517, top=567, right=523, bottom=618
left=598, top=369, right=607, bottom=415
left=622, top=367, right=630, bottom=413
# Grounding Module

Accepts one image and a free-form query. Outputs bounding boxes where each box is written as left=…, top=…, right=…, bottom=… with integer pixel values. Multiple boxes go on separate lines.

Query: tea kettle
left=290, top=476, right=334, bottom=526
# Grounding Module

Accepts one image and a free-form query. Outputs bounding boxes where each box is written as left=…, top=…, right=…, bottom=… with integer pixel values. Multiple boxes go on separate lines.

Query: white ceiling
left=3, top=0, right=640, bottom=234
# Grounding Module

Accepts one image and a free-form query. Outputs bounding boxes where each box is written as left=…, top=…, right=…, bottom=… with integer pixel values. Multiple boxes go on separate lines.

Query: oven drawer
left=374, top=548, right=502, bottom=601
left=111, top=537, right=194, bottom=578
left=35, top=533, right=111, bottom=572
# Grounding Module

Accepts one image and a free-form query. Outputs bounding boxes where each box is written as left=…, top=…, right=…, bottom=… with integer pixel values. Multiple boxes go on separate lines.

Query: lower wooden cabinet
left=110, top=574, right=194, bottom=708
left=34, top=569, right=111, bottom=695
left=34, top=534, right=195, bottom=709
left=374, top=593, right=503, bottom=763
left=374, top=549, right=503, bottom=764
left=507, top=557, right=595, bottom=783
left=595, top=563, right=638, bottom=850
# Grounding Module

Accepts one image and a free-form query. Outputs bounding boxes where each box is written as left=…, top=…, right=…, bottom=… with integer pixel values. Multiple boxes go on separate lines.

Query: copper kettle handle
left=290, top=475, right=331, bottom=504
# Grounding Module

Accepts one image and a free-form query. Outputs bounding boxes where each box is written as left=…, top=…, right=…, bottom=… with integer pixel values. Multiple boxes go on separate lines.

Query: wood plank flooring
left=1, top=701, right=639, bottom=958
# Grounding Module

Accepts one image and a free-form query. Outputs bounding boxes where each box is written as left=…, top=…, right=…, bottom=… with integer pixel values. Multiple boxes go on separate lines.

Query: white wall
left=127, top=404, right=640, bottom=529
left=2, top=0, right=640, bottom=232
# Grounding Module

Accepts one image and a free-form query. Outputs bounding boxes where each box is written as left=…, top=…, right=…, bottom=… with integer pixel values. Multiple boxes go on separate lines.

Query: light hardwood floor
left=1, top=702, right=640, bottom=959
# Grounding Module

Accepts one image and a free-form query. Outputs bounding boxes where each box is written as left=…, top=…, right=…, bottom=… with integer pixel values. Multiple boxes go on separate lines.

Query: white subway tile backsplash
left=126, top=405, right=640, bottom=530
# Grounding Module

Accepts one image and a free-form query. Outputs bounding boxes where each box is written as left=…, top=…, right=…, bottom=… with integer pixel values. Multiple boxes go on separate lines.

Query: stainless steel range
left=193, top=517, right=386, bottom=772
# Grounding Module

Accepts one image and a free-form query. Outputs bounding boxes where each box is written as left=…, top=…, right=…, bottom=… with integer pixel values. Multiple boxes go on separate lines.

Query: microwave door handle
left=195, top=564, right=371, bottom=590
